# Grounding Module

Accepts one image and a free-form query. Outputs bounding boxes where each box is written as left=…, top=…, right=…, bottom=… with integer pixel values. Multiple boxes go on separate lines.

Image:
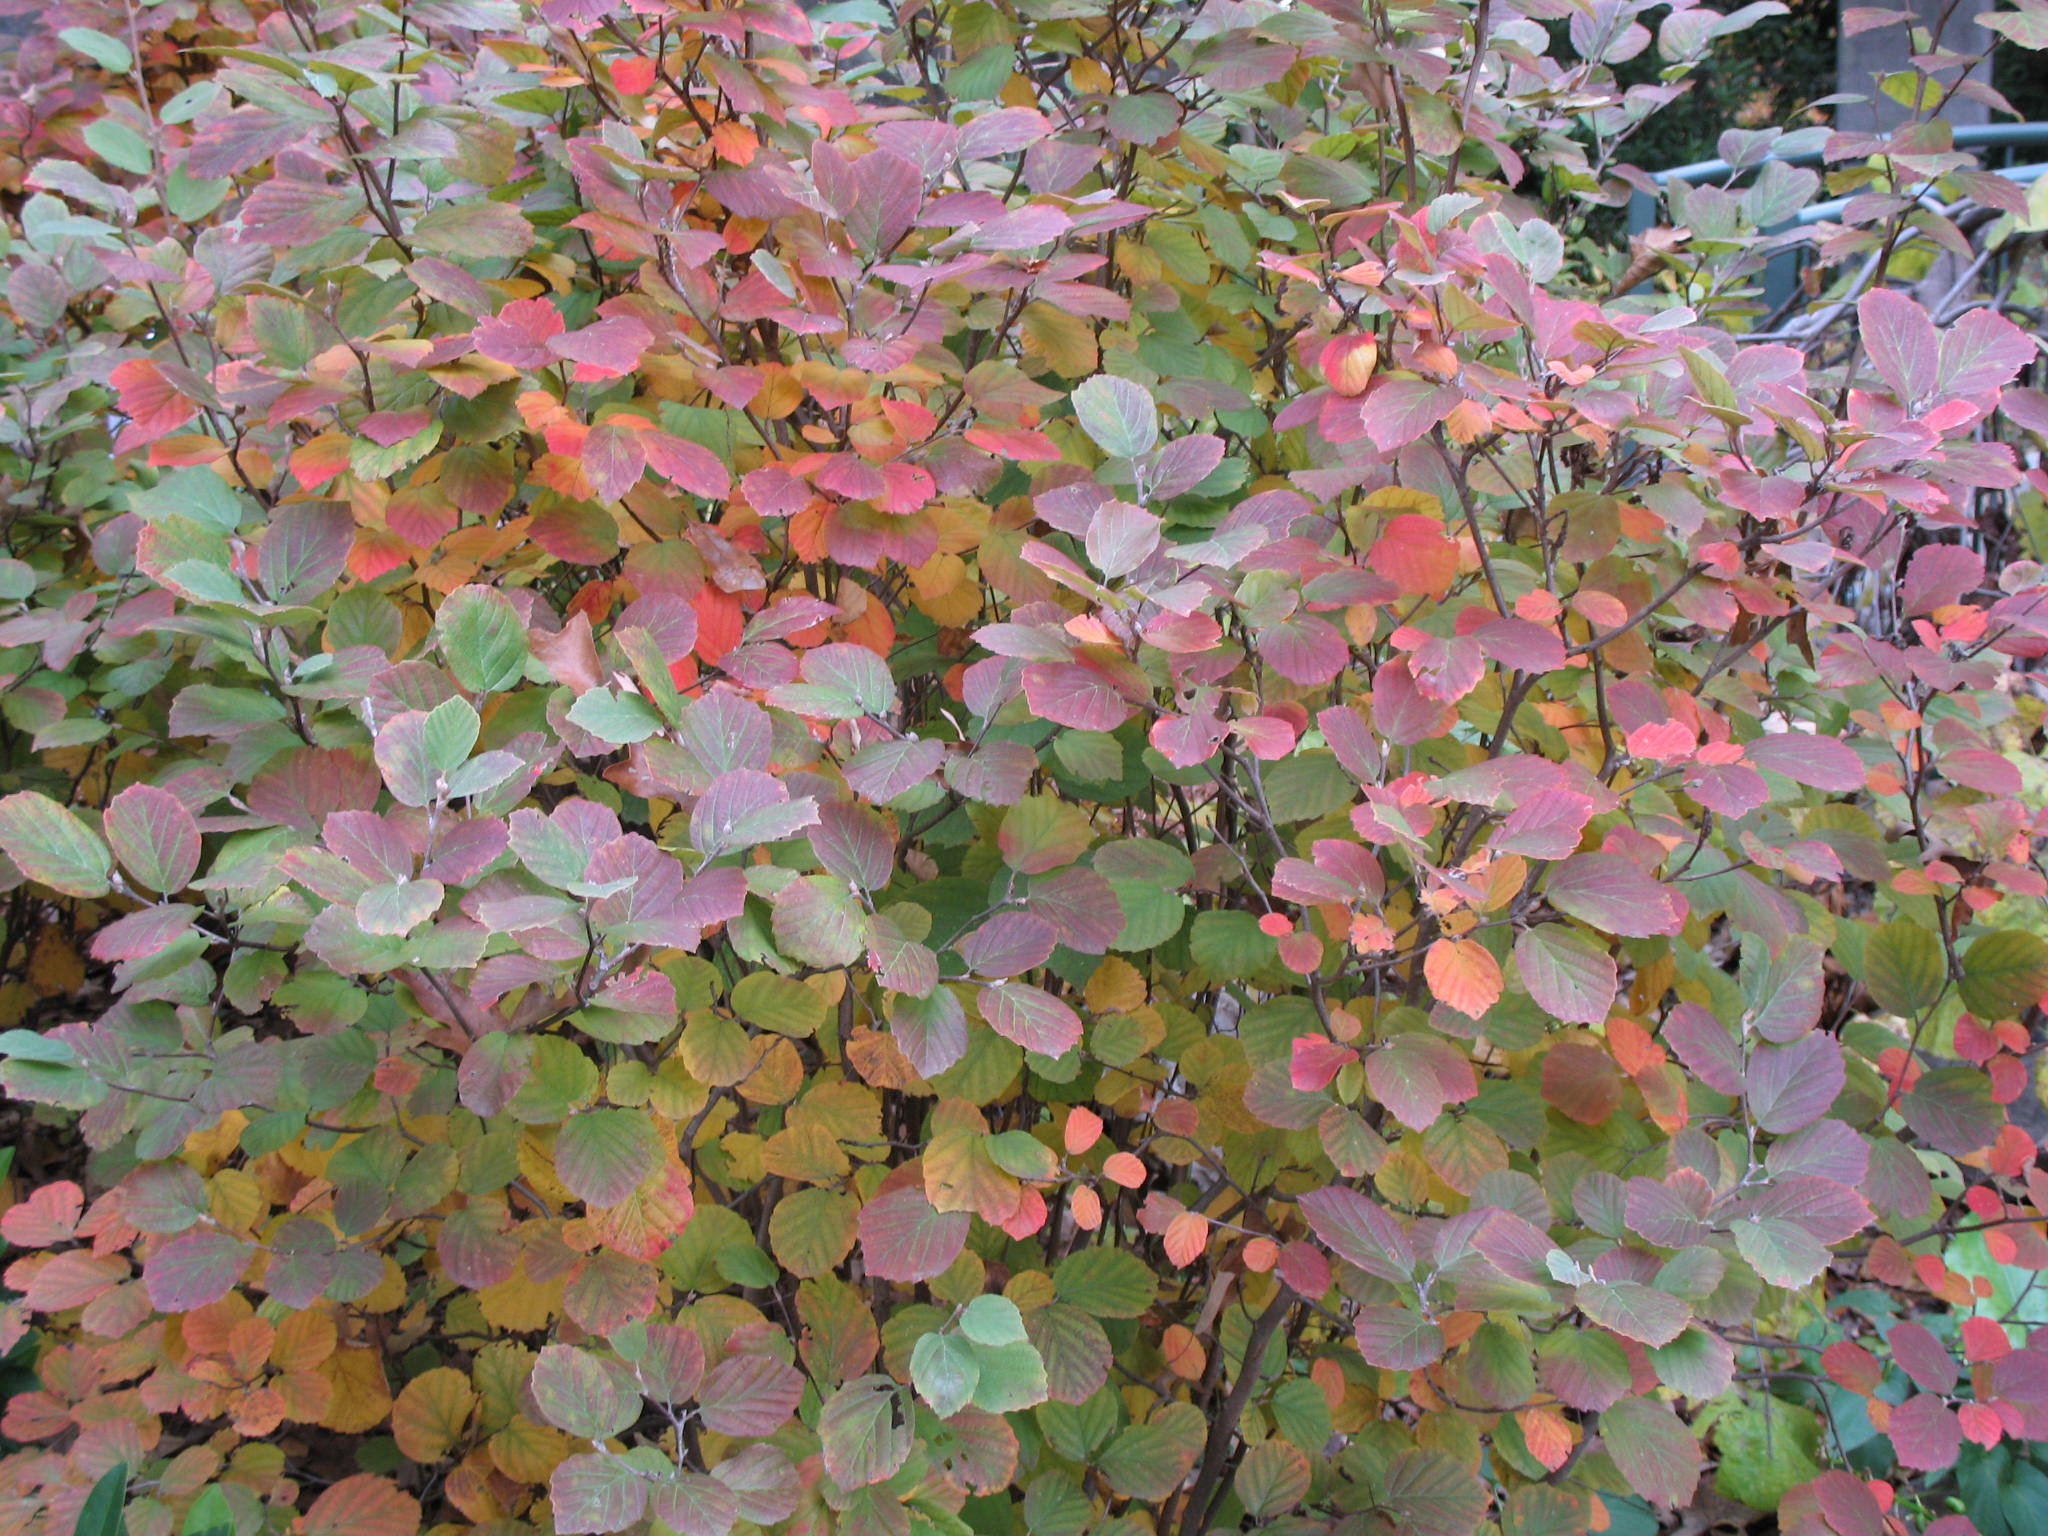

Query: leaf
left=104, top=784, right=201, bottom=894
left=697, top=1351, right=804, bottom=1437
left=980, top=982, right=1081, bottom=1057
left=1601, top=1397, right=1701, bottom=1507
left=1937, top=304, right=2035, bottom=396
left=556, top=1110, right=663, bottom=1206
left=1732, top=1216, right=1831, bottom=1288
left=435, top=585, right=530, bottom=693
left=1514, top=926, right=1617, bottom=1025
left=1744, top=733, right=1865, bottom=791
left=1888, top=1394, right=1962, bottom=1473
left=772, top=876, right=867, bottom=968
left=300, top=1476, right=422, bottom=1536
left=75, top=1465, right=127, bottom=1536
left=551, top=1453, right=650, bottom=1535
left=819, top=1376, right=914, bottom=1488
left=529, top=1345, right=636, bottom=1440
left=1298, top=1186, right=1414, bottom=1285
left=1863, top=920, right=1945, bottom=1015
left=1379, top=1447, right=1489, bottom=1536
left=1899, top=1066, right=2002, bottom=1155
left=1543, top=854, right=1685, bottom=937
left=392, top=1368, right=478, bottom=1463
left=911, top=1332, right=980, bottom=1418
left=1354, top=1305, right=1446, bottom=1370
left=1959, top=928, right=2048, bottom=1020
left=1538, top=1329, right=1632, bottom=1412
left=1052, top=1246, right=1157, bottom=1318
left=1857, top=288, right=1938, bottom=402
left=144, top=1229, right=253, bottom=1312
left=859, top=1187, right=970, bottom=1282
left=1423, top=937, right=1503, bottom=1019
left=0, top=792, right=113, bottom=898
left=1574, top=1280, right=1690, bottom=1345
left=1070, top=375, right=1159, bottom=459
left=1744, top=1033, right=1844, bottom=1134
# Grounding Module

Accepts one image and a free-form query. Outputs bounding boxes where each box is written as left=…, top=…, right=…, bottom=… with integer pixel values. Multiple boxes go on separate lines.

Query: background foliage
left=0, top=2, right=2047, bottom=1536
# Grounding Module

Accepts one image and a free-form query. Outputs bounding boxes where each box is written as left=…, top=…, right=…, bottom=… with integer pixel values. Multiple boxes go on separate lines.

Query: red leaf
left=643, top=431, right=733, bottom=500
left=473, top=296, right=565, bottom=368
left=1889, top=1394, right=1962, bottom=1472
left=549, top=314, right=655, bottom=378
left=581, top=422, right=647, bottom=503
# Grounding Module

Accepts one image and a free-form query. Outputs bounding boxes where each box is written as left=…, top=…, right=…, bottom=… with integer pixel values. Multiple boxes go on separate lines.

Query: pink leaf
left=1938, top=305, right=2036, bottom=396
left=473, top=297, right=565, bottom=368
left=1857, top=289, right=1938, bottom=403
left=549, top=314, right=655, bottom=378
left=858, top=1185, right=970, bottom=1281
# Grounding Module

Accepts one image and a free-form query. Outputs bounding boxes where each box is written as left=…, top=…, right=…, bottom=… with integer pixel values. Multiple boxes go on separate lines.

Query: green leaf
left=1188, top=909, right=1278, bottom=979
left=59, top=26, right=134, bottom=72
left=818, top=1376, right=913, bottom=1489
left=1071, top=374, right=1159, bottom=459
left=435, top=584, right=529, bottom=693
left=731, top=972, right=827, bottom=1037
left=0, top=792, right=113, bottom=898
left=567, top=688, right=664, bottom=745
left=968, top=1338, right=1050, bottom=1413
left=1863, top=920, right=1945, bottom=1015
left=958, top=1294, right=1028, bottom=1347
left=1959, top=928, right=2048, bottom=1020
left=554, top=1109, right=663, bottom=1206
left=910, top=1331, right=980, bottom=1419
left=1378, top=1448, right=1490, bottom=1536
left=1053, top=1246, right=1156, bottom=1319
left=1711, top=1400, right=1822, bottom=1512
left=422, top=695, right=481, bottom=773
left=75, top=1464, right=128, bottom=1536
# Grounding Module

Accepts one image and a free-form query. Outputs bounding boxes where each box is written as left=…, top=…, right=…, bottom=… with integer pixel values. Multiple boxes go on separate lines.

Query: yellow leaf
left=1085, top=958, right=1147, bottom=1014
left=479, top=1260, right=562, bottom=1333
left=356, top=1254, right=408, bottom=1314
left=184, top=1111, right=247, bottom=1171
left=270, top=1307, right=338, bottom=1373
left=317, top=1347, right=394, bottom=1434
left=392, top=1367, right=478, bottom=1463
left=207, top=1167, right=267, bottom=1235
left=760, top=1124, right=850, bottom=1185
left=489, top=1415, right=573, bottom=1484
left=1019, top=302, right=1098, bottom=378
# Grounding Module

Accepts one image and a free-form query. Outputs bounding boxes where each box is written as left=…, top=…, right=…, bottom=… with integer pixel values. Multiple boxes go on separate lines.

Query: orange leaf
left=1070, top=1185, right=1103, bottom=1231
left=1162, top=1324, right=1206, bottom=1380
left=1064, top=1106, right=1104, bottom=1155
left=1102, top=1152, right=1147, bottom=1189
left=1423, top=937, right=1502, bottom=1019
left=300, top=1474, right=422, bottom=1536
left=1163, top=1212, right=1209, bottom=1268
left=1518, top=1406, right=1573, bottom=1472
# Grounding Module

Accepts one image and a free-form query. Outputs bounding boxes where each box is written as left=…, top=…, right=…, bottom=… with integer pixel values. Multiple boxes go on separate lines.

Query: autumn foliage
left=1, top=1, right=2048, bottom=1535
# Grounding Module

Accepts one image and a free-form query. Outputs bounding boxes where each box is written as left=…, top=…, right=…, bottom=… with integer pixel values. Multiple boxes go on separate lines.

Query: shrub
left=0, top=2, right=2046, bottom=1536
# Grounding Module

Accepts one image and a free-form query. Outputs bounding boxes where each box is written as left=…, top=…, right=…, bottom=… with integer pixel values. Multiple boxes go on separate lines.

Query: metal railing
left=1627, top=122, right=2048, bottom=314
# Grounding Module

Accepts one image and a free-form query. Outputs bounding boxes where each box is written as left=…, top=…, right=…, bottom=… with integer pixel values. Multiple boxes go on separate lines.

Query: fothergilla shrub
left=0, top=1, right=2046, bottom=1534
